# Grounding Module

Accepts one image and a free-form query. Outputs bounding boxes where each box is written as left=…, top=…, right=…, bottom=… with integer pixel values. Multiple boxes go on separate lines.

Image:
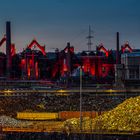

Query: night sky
left=0, top=0, right=140, bottom=52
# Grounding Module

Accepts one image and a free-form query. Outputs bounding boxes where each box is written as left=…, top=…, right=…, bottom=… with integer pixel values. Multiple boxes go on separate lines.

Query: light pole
left=80, top=66, right=82, bottom=131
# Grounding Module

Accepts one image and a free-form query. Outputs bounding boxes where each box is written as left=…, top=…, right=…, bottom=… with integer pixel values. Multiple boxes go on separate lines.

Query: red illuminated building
left=0, top=21, right=134, bottom=85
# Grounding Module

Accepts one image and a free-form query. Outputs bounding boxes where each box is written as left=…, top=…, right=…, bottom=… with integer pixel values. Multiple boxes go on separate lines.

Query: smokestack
left=116, top=32, right=120, bottom=64
left=6, top=21, right=12, bottom=79
left=66, top=42, right=71, bottom=74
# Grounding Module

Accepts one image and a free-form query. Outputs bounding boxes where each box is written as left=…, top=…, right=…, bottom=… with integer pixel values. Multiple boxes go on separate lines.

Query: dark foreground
left=1, top=132, right=140, bottom=140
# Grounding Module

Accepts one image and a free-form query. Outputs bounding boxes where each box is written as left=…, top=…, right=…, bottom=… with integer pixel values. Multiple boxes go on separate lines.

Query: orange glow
left=27, top=66, right=30, bottom=78
left=63, top=59, right=68, bottom=72
left=29, top=59, right=32, bottom=67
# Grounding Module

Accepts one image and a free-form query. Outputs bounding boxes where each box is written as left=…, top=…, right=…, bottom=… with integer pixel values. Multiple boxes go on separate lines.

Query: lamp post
left=80, top=66, right=82, bottom=131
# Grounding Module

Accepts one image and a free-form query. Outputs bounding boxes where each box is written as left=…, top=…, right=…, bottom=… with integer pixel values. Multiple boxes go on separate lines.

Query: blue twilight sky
left=0, top=0, right=140, bottom=53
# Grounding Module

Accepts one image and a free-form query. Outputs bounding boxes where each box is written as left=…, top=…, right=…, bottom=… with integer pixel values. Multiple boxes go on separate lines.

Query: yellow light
left=57, top=89, right=67, bottom=93
left=4, top=90, right=12, bottom=93
left=105, top=89, right=112, bottom=93
left=3, top=90, right=13, bottom=96
left=57, top=93, right=69, bottom=96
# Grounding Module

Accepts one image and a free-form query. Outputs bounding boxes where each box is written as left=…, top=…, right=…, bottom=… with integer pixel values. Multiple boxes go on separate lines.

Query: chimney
left=6, top=21, right=12, bottom=79
left=116, top=32, right=120, bottom=64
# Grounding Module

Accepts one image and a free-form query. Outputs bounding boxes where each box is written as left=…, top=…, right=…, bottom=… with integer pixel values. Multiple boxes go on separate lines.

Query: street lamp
left=80, top=66, right=82, bottom=131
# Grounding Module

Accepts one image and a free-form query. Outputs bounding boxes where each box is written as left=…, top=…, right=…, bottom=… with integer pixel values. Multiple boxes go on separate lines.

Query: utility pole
left=86, top=25, right=93, bottom=51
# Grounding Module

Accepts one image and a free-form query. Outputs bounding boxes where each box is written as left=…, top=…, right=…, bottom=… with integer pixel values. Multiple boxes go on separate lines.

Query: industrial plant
left=1, top=21, right=140, bottom=140
left=0, top=21, right=139, bottom=88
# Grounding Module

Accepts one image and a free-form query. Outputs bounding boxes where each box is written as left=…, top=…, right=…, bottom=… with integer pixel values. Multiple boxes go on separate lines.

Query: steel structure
left=0, top=22, right=134, bottom=85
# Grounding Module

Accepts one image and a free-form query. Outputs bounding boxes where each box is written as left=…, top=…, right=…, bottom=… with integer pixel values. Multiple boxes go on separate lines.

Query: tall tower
left=6, top=21, right=12, bottom=79
left=115, top=32, right=124, bottom=88
left=116, top=32, right=120, bottom=64
left=86, top=25, right=93, bottom=51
